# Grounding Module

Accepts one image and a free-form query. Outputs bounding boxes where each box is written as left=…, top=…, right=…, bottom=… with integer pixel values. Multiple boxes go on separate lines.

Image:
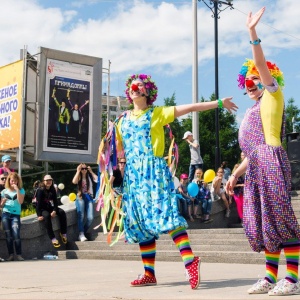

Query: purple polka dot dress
left=239, top=98, right=300, bottom=253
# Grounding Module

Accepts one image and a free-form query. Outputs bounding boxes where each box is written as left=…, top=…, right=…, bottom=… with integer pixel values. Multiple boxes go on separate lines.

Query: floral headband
left=125, top=74, right=158, bottom=105
left=237, top=58, right=284, bottom=89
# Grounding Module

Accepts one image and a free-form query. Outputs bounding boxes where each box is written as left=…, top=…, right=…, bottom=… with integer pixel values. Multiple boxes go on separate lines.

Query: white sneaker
left=268, top=279, right=300, bottom=296
left=247, top=278, right=275, bottom=294
left=79, top=233, right=87, bottom=242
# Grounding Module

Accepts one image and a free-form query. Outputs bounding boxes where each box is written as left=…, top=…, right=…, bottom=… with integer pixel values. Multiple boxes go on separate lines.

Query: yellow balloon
left=69, top=193, right=77, bottom=201
left=203, top=169, right=216, bottom=183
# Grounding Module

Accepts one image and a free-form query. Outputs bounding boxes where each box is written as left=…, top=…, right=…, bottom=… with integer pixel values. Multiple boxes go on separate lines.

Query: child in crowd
left=31, top=180, right=41, bottom=208
left=211, top=167, right=231, bottom=217
left=231, top=163, right=244, bottom=223
left=0, top=155, right=14, bottom=175
left=177, top=173, right=194, bottom=221
left=193, top=168, right=212, bottom=223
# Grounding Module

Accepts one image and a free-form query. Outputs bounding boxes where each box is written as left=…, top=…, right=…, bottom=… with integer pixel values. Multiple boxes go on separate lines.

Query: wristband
left=218, top=99, right=223, bottom=108
left=250, top=38, right=261, bottom=45
left=231, top=174, right=238, bottom=180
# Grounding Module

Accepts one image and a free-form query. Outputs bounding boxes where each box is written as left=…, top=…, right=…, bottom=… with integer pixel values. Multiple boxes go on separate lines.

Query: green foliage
left=285, top=98, right=300, bottom=134
left=20, top=203, right=36, bottom=218
left=101, top=113, right=108, bottom=137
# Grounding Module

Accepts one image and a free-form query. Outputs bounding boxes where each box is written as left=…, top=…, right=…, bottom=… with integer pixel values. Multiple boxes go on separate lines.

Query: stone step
left=66, top=240, right=252, bottom=252
left=56, top=197, right=300, bottom=264
left=57, top=249, right=287, bottom=265
left=93, top=228, right=246, bottom=239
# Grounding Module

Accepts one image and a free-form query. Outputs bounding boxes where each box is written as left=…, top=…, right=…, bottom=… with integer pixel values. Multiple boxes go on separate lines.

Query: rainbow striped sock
left=264, top=249, right=280, bottom=283
left=283, top=238, right=300, bottom=283
left=169, top=227, right=194, bottom=267
left=139, top=238, right=156, bottom=277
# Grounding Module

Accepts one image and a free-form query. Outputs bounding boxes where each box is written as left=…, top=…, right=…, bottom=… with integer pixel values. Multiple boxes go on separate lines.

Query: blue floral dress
left=120, top=108, right=187, bottom=244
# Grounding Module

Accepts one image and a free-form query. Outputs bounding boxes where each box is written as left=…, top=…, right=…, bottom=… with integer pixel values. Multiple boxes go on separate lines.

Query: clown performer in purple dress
left=226, top=7, right=300, bottom=296
left=98, top=74, right=237, bottom=289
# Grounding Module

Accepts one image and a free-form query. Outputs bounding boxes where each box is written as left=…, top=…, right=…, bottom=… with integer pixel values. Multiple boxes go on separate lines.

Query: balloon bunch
left=60, top=191, right=77, bottom=205
left=177, top=169, right=216, bottom=198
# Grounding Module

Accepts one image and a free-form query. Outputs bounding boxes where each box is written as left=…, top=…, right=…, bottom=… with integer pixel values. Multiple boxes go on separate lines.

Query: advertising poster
left=44, top=59, right=93, bottom=153
left=0, top=60, right=23, bottom=150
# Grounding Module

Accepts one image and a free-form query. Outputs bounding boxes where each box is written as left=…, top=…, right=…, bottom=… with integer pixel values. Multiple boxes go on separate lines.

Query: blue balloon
left=187, top=182, right=198, bottom=197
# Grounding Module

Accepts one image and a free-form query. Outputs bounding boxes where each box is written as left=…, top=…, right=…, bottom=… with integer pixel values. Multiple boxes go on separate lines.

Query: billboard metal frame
left=36, top=47, right=102, bottom=164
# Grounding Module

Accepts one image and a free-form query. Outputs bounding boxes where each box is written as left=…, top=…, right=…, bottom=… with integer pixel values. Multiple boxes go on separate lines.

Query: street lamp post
left=102, top=60, right=111, bottom=129
left=199, top=0, right=233, bottom=170
left=192, top=0, right=199, bottom=142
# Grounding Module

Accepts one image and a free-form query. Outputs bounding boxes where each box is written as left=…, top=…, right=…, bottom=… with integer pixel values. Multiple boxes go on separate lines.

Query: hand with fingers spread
left=222, top=97, right=238, bottom=114
left=246, top=6, right=265, bottom=30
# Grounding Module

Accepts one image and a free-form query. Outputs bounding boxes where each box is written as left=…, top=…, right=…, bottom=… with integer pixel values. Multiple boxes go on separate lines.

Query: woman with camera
left=0, top=172, right=25, bottom=261
left=72, top=163, right=98, bottom=242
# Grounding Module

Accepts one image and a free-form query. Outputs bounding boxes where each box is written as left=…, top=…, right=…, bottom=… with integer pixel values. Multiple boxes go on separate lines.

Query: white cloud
left=1, top=0, right=300, bottom=77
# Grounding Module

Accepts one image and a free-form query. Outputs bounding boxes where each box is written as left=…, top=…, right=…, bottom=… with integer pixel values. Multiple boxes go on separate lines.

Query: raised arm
left=72, top=164, right=82, bottom=184
left=247, top=7, right=273, bottom=86
left=79, top=100, right=89, bottom=111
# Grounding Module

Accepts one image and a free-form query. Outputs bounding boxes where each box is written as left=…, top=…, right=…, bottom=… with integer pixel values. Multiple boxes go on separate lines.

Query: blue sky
left=1, top=0, right=300, bottom=125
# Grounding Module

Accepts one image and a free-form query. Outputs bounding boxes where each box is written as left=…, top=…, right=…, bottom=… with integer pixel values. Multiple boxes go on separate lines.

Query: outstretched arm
left=174, top=97, right=237, bottom=119
left=248, top=7, right=273, bottom=86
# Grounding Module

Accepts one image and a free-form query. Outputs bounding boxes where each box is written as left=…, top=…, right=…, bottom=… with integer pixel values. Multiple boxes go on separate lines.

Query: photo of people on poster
left=47, top=76, right=91, bottom=151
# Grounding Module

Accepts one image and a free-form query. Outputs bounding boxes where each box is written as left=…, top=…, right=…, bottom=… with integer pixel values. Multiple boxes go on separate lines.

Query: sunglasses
left=0, top=177, right=6, bottom=181
left=81, top=167, right=88, bottom=170
left=119, top=162, right=126, bottom=165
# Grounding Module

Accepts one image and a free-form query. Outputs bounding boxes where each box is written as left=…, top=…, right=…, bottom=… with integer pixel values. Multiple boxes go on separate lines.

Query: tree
left=196, top=95, right=240, bottom=171
left=285, top=97, right=300, bottom=134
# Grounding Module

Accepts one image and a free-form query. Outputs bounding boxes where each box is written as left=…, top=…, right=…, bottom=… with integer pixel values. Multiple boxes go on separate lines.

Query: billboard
left=44, top=59, right=92, bottom=152
left=0, top=60, right=24, bottom=150
left=36, top=47, right=102, bottom=163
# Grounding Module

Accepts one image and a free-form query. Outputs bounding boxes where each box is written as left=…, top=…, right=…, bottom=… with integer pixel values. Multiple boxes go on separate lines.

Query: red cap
left=180, top=173, right=188, bottom=180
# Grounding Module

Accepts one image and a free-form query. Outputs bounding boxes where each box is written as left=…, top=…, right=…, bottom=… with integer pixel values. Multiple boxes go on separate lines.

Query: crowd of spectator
left=176, top=152, right=245, bottom=224
left=0, top=150, right=245, bottom=261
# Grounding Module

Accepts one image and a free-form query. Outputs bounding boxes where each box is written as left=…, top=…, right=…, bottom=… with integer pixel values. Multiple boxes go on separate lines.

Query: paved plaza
left=0, top=258, right=298, bottom=299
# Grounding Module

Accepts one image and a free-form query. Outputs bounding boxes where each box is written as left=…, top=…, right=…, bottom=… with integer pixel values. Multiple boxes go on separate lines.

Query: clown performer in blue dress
left=99, top=73, right=237, bottom=289
left=226, top=7, right=300, bottom=296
